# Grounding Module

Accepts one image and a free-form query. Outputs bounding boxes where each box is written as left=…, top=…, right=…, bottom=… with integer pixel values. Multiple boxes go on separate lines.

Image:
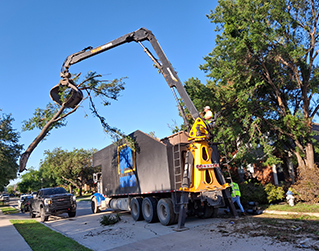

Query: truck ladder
left=173, top=144, right=182, bottom=190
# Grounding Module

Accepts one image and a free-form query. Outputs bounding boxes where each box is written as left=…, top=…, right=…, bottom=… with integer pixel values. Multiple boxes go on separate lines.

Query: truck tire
left=130, top=197, right=143, bottom=221
left=40, top=207, right=49, bottom=222
left=91, top=197, right=100, bottom=214
left=198, top=205, right=214, bottom=219
left=29, top=207, right=35, bottom=218
left=157, top=198, right=175, bottom=226
left=142, top=197, right=158, bottom=223
left=68, top=211, right=76, bottom=217
left=211, top=207, right=219, bottom=218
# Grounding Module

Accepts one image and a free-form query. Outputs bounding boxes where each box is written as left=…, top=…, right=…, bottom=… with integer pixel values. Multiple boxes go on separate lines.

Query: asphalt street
left=2, top=197, right=300, bottom=251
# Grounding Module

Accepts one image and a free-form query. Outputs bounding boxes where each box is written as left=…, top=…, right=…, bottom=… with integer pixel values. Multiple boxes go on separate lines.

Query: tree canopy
left=186, top=0, right=319, bottom=180
left=40, top=148, right=97, bottom=195
left=0, top=111, right=23, bottom=189
left=17, top=148, right=98, bottom=195
left=17, top=168, right=56, bottom=194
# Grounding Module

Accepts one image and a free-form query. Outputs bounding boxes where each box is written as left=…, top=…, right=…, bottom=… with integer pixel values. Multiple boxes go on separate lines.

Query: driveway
left=41, top=201, right=298, bottom=251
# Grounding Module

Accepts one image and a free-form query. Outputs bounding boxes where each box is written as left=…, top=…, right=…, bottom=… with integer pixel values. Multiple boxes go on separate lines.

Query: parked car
left=21, top=196, right=33, bottom=213
left=29, top=187, right=77, bottom=222
left=18, top=194, right=32, bottom=210
left=0, top=194, right=10, bottom=203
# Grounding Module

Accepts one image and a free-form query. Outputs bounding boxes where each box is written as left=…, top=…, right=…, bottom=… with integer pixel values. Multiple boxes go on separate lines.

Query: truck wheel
left=157, top=198, right=175, bottom=226
left=40, top=207, right=49, bottom=222
left=29, top=208, right=35, bottom=218
left=198, top=203, right=217, bottom=219
left=142, top=197, right=158, bottom=223
left=199, top=205, right=214, bottom=218
left=68, top=211, right=76, bottom=217
left=91, top=197, right=100, bottom=214
left=211, top=207, right=219, bottom=218
left=130, top=197, right=143, bottom=221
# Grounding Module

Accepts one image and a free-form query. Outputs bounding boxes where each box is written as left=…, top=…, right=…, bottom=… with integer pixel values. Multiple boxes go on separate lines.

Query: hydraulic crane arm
left=54, top=27, right=200, bottom=123
left=49, top=28, right=236, bottom=223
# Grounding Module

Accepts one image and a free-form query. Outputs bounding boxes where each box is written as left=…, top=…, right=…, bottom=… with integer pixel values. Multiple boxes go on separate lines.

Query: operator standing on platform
left=204, top=106, right=214, bottom=127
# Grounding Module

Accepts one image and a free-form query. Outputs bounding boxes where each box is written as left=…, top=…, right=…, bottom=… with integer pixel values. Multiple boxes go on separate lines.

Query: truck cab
left=30, top=187, right=77, bottom=222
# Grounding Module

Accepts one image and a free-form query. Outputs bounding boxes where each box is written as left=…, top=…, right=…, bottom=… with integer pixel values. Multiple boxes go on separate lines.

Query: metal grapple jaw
left=50, top=78, right=83, bottom=108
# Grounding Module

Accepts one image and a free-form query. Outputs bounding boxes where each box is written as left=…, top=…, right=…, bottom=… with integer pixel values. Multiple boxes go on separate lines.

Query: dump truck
left=50, top=28, right=238, bottom=229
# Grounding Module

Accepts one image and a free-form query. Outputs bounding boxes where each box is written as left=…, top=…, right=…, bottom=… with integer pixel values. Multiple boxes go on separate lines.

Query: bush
left=291, top=167, right=319, bottom=203
left=239, top=180, right=268, bottom=205
left=237, top=180, right=287, bottom=205
left=264, top=183, right=285, bottom=203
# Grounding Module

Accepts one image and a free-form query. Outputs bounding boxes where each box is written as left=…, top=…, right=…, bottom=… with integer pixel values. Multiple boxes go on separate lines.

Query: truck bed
left=93, top=130, right=189, bottom=197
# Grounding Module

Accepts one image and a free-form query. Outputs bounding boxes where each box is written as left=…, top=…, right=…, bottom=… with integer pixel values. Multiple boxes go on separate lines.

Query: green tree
left=17, top=168, right=49, bottom=194
left=40, top=148, right=97, bottom=196
left=0, top=111, right=23, bottom=188
left=6, top=185, right=15, bottom=195
left=20, top=72, right=125, bottom=172
left=184, top=77, right=214, bottom=114
left=190, top=0, right=319, bottom=180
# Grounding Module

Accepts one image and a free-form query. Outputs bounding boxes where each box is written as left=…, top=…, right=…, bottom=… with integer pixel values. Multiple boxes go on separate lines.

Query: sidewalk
left=0, top=210, right=32, bottom=251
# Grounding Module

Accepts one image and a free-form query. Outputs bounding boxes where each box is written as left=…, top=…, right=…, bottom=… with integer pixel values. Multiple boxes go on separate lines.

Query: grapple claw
left=50, top=78, right=83, bottom=108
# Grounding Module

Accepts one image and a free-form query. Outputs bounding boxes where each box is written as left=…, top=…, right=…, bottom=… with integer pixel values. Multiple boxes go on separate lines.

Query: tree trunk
left=287, top=153, right=295, bottom=183
left=293, top=140, right=315, bottom=182
left=294, top=151, right=306, bottom=172
left=305, top=142, right=315, bottom=169
left=62, top=176, right=80, bottom=195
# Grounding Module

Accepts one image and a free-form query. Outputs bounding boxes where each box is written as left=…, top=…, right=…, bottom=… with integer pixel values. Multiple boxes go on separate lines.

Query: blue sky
left=1, top=1, right=218, bottom=184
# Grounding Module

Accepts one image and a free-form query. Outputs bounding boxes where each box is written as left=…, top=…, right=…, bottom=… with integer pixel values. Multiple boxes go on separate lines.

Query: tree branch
left=19, top=103, right=68, bottom=172
left=61, top=175, right=80, bottom=189
left=310, top=104, right=319, bottom=118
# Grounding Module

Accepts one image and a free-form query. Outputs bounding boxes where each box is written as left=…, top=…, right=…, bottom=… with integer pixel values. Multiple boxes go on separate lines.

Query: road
left=7, top=197, right=299, bottom=251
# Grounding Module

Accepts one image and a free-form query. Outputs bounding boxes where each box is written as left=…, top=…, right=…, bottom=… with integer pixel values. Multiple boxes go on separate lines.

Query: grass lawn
left=1, top=206, right=20, bottom=214
left=76, top=194, right=92, bottom=202
left=265, top=203, right=319, bottom=213
left=10, top=220, right=92, bottom=251
left=0, top=201, right=10, bottom=206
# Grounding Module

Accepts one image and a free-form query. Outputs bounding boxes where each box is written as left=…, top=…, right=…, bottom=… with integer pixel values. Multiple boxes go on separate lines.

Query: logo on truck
left=117, top=144, right=136, bottom=188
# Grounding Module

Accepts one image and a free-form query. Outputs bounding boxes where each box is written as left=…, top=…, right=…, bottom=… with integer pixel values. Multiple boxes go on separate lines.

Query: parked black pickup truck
left=30, top=187, right=77, bottom=222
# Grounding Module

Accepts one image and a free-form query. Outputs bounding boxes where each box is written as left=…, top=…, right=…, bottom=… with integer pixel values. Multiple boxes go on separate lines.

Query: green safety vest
left=205, top=110, right=213, bottom=123
left=230, top=182, right=241, bottom=197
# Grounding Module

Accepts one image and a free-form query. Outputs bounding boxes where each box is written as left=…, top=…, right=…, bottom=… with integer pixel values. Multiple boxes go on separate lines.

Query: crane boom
left=51, top=28, right=200, bottom=125
left=48, top=28, right=239, bottom=226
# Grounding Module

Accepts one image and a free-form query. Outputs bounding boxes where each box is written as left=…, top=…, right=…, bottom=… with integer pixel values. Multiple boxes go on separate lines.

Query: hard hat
left=204, top=106, right=210, bottom=110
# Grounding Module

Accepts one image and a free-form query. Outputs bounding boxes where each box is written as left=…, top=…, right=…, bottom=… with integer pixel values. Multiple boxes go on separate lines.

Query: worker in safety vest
left=225, top=179, right=246, bottom=216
